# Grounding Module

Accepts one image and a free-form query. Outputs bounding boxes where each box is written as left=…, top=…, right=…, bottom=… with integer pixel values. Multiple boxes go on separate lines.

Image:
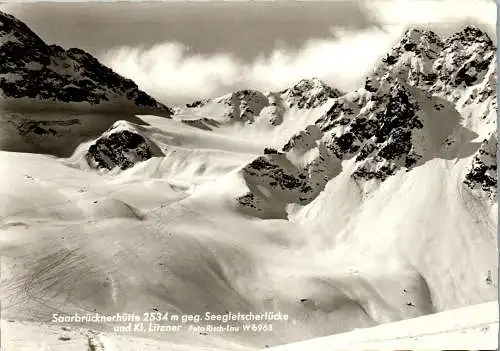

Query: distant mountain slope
left=179, top=78, right=340, bottom=127
left=0, top=11, right=173, bottom=115
left=271, top=301, right=498, bottom=350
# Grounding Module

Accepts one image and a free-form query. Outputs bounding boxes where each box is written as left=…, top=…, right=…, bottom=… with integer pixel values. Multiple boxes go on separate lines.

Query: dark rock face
left=263, top=147, right=280, bottom=155
left=230, top=90, right=270, bottom=122
left=181, top=118, right=220, bottom=131
left=464, top=135, right=497, bottom=199
left=326, top=132, right=361, bottom=159
left=86, top=123, right=162, bottom=171
left=245, top=157, right=312, bottom=194
left=185, top=99, right=209, bottom=108
left=315, top=96, right=360, bottom=132
left=237, top=153, right=316, bottom=212
left=320, top=84, right=424, bottom=181
left=181, top=79, right=339, bottom=128
left=377, top=86, right=422, bottom=139
left=282, top=125, right=322, bottom=153
left=0, top=11, right=172, bottom=114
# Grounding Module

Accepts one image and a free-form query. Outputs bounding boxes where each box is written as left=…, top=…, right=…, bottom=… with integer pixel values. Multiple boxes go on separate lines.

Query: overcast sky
left=0, top=0, right=496, bottom=105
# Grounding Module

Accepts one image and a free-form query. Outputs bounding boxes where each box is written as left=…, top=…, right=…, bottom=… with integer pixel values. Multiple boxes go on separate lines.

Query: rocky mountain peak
left=0, top=11, right=172, bottom=115
left=282, top=77, right=341, bottom=109
left=445, top=25, right=494, bottom=47
left=363, top=24, right=496, bottom=105
left=383, top=28, right=443, bottom=63
left=86, top=121, right=164, bottom=171
left=431, top=27, right=496, bottom=100
left=238, top=26, right=497, bottom=216
left=401, top=28, right=443, bottom=48
left=464, top=133, right=497, bottom=199
left=290, top=77, right=331, bottom=91
left=208, top=89, right=270, bottom=122
left=181, top=78, right=342, bottom=129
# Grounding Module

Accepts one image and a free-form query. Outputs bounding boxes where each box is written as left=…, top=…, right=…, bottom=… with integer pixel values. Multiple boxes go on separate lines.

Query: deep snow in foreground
left=0, top=12, right=498, bottom=351
left=0, top=110, right=497, bottom=348
left=2, top=301, right=497, bottom=350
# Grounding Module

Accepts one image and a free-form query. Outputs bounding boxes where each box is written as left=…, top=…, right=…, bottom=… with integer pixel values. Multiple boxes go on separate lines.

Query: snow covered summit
left=367, top=25, right=496, bottom=105
left=236, top=26, right=497, bottom=216
left=180, top=77, right=340, bottom=128
left=281, top=77, right=342, bottom=109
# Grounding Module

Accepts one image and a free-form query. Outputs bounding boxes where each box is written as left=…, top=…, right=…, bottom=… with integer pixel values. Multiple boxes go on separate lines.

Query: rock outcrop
left=86, top=121, right=163, bottom=171
left=0, top=11, right=173, bottom=115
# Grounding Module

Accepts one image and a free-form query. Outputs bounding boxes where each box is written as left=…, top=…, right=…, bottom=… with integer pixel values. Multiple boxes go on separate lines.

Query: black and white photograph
left=0, top=0, right=498, bottom=349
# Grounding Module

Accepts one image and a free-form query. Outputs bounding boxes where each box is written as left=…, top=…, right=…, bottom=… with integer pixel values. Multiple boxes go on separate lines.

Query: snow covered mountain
left=0, top=11, right=172, bottom=115
left=179, top=78, right=340, bottom=127
left=0, top=11, right=174, bottom=159
left=82, top=77, right=339, bottom=171
left=0, top=13, right=497, bottom=351
left=234, top=25, right=497, bottom=216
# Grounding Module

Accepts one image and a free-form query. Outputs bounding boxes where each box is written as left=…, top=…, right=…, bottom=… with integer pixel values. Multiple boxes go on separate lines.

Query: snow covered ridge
left=237, top=26, right=497, bottom=215
left=365, top=26, right=496, bottom=97
left=86, top=121, right=164, bottom=171
left=2, top=301, right=496, bottom=350
left=182, top=78, right=339, bottom=126
left=0, top=11, right=173, bottom=115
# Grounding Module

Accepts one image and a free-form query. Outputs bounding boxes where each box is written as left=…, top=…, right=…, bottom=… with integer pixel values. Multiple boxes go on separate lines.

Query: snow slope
left=270, top=300, right=498, bottom=350
left=2, top=301, right=497, bottom=350
left=0, top=14, right=497, bottom=351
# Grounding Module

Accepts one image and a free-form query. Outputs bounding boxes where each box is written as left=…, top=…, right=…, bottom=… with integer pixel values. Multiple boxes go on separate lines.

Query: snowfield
left=271, top=300, right=498, bottom=350
left=0, top=10, right=497, bottom=351
left=0, top=107, right=497, bottom=348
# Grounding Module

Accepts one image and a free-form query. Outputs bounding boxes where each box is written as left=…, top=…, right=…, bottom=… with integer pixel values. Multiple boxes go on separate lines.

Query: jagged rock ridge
left=215, top=90, right=270, bottom=123
left=237, top=26, right=497, bottom=216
